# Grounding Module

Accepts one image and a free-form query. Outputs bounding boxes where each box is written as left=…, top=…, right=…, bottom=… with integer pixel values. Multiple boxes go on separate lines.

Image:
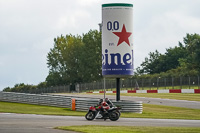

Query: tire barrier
left=0, top=92, right=142, bottom=113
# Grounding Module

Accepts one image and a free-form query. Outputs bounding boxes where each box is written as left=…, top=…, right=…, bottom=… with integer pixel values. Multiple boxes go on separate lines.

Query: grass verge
left=0, top=101, right=85, bottom=116
left=56, top=125, right=200, bottom=133
left=122, top=104, right=200, bottom=120
left=120, top=93, right=200, bottom=101
left=1, top=101, right=200, bottom=120
left=87, top=93, right=200, bottom=101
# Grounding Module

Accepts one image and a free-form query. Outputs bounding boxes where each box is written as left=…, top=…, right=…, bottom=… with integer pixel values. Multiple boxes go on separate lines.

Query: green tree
left=46, top=30, right=102, bottom=86
left=160, top=44, right=187, bottom=71
left=79, top=30, right=102, bottom=82
left=136, top=50, right=161, bottom=74
left=3, top=83, right=36, bottom=93
left=3, top=87, right=11, bottom=92
left=46, top=34, right=83, bottom=86
left=37, top=82, right=47, bottom=88
left=136, top=33, right=200, bottom=76
left=136, top=41, right=187, bottom=75
left=182, top=33, right=200, bottom=73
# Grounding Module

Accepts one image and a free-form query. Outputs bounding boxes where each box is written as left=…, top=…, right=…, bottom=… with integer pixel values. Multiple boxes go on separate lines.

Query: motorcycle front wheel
left=85, top=111, right=95, bottom=121
left=109, top=112, right=119, bottom=121
left=113, top=110, right=121, bottom=117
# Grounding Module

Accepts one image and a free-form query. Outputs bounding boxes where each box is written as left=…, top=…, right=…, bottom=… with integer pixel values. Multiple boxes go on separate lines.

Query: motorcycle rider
left=98, top=98, right=113, bottom=120
left=105, top=98, right=113, bottom=108
left=98, top=98, right=113, bottom=108
left=101, top=101, right=110, bottom=111
left=98, top=99, right=109, bottom=109
left=85, top=99, right=120, bottom=121
left=98, top=99, right=110, bottom=113
left=98, top=99, right=103, bottom=105
left=101, top=101, right=110, bottom=121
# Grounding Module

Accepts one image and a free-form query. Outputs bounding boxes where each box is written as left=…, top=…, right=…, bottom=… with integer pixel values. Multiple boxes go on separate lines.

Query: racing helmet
left=102, top=102, right=108, bottom=106
left=105, top=98, right=109, bottom=102
left=99, top=99, right=103, bottom=104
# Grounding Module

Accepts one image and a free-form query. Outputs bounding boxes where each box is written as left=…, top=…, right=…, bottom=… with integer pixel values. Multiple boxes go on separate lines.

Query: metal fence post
left=189, top=76, right=191, bottom=89
left=180, top=76, right=182, bottom=89
left=198, top=76, right=200, bottom=89
left=149, top=78, right=151, bottom=90
left=157, top=77, right=159, bottom=90
left=93, top=82, right=94, bottom=92
left=142, top=78, right=144, bottom=90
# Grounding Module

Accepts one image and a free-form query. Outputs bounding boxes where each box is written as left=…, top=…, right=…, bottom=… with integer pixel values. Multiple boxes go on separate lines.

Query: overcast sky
left=0, top=0, right=200, bottom=91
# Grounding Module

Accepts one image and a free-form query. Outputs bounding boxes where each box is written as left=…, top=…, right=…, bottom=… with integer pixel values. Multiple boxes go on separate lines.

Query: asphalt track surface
left=1, top=113, right=200, bottom=133
left=60, top=94, right=200, bottom=109
left=1, top=94, right=200, bottom=133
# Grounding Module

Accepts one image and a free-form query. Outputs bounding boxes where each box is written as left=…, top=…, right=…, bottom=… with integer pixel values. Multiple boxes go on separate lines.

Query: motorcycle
left=85, top=105, right=121, bottom=121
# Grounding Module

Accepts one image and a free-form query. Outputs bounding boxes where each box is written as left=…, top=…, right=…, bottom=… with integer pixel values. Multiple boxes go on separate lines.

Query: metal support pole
left=116, top=78, right=120, bottom=101
left=131, top=79, right=133, bottom=90
left=104, top=78, right=106, bottom=99
left=111, top=80, right=112, bottom=91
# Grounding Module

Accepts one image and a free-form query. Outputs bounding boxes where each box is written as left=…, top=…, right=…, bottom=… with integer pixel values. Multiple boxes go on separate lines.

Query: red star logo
left=113, top=24, right=132, bottom=46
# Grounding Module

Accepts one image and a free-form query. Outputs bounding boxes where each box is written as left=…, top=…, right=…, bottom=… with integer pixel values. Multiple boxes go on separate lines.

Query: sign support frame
left=116, top=78, right=120, bottom=101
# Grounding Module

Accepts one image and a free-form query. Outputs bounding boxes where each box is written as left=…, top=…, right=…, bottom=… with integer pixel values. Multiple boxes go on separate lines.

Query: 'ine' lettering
left=102, top=49, right=133, bottom=66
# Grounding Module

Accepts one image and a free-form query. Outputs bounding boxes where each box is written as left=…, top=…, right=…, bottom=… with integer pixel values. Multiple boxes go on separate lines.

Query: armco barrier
left=0, top=92, right=71, bottom=108
left=113, top=101, right=143, bottom=113
left=74, top=98, right=143, bottom=113
left=0, top=92, right=142, bottom=113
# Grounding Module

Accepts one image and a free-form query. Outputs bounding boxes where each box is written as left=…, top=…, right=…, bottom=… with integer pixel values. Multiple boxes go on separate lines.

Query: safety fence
left=87, top=89, right=200, bottom=94
left=3, top=76, right=199, bottom=94
left=0, top=92, right=142, bottom=113
left=79, top=76, right=200, bottom=92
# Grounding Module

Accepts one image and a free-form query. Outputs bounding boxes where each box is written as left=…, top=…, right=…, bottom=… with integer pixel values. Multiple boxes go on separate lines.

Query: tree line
left=135, top=33, right=200, bottom=78
left=3, top=32, right=200, bottom=92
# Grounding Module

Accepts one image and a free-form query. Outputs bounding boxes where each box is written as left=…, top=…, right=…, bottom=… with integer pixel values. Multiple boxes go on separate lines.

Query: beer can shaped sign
left=102, top=3, right=134, bottom=78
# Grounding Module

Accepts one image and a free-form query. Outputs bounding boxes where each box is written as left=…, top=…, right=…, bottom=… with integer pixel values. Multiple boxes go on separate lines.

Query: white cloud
left=0, top=0, right=200, bottom=90
left=132, top=0, right=200, bottom=68
left=55, top=10, right=91, bottom=30
left=165, top=11, right=200, bottom=32
left=77, top=0, right=101, bottom=6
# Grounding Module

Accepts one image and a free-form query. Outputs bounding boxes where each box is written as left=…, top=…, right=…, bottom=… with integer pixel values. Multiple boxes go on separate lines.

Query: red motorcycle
left=85, top=104, right=121, bottom=121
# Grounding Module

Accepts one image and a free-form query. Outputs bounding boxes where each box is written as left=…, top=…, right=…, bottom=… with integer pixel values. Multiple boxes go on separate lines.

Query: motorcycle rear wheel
left=109, top=112, right=119, bottom=121
left=85, top=111, right=95, bottom=121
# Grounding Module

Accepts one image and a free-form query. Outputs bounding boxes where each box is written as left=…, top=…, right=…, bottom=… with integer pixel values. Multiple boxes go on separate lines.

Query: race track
left=59, top=94, right=200, bottom=109
left=0, top=113, right=200, bottom=133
